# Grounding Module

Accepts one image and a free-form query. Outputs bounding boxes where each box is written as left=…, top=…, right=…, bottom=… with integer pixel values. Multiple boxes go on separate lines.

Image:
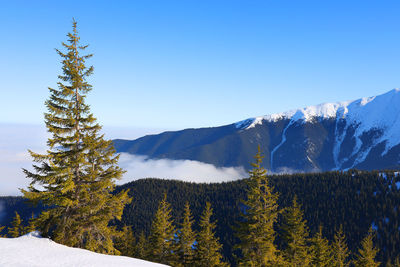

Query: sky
left=1, top=0, right=400, bottom=130
left=1, top=1, right=400, bottom=195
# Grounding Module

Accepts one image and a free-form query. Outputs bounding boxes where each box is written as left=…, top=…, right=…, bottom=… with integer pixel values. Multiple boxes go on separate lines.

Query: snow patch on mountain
left=0, top=232, right=167, bottom=267
left=235, top=89, right=400, bottom=158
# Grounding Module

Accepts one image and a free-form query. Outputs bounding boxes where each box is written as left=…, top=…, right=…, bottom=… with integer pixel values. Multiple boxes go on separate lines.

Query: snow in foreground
left=0, top=232, right=167, bottom=267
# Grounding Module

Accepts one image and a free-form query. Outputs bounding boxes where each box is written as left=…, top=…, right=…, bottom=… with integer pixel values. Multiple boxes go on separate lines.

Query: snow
left=235, top=89, right=400, bottom=159
left=0, top=232, right=167, bottom=267
left=270, top=120, right=294, bottom=170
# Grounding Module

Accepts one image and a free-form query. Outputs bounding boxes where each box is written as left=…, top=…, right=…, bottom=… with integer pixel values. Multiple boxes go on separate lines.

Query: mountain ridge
left=114, top=89, right=400, bottom=172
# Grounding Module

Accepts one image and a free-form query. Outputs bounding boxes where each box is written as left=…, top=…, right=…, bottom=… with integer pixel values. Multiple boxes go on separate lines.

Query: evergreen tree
left=195, top=202, right=227, bottom=267
left=331, top=227, right=350, bottom=267
left=311, top=225, right=332, bottom=267
left=177, top=202, right=196, bottom=266
left=23, top=213, right=36, bottom=234
left=8, top=211, right=23, bottom=238
left=236, top=145, right=281, bottom=266
left=0, top=226, right=5, bottom=237
left=114, top=226, right=136, bottom=257
left=354, top=228, right=380, bottom=267
left=21, top=20, right=131, bottom=254
left=281, top=196, right=312, bottom=267
left=134, top=231, right=148, bottom=260
left=147, top=193, right=177, bottom=265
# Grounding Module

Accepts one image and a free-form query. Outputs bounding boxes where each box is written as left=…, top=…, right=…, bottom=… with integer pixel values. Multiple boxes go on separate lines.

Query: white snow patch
left=270, top=120, right=295, bottom=170
left=0, top=232, right=167, bottom=267
left=396, top=181, right=400, bottom=190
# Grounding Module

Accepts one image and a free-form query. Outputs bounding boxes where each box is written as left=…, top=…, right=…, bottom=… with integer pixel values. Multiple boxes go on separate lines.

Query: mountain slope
left=114, top=89, right=400, bottom=172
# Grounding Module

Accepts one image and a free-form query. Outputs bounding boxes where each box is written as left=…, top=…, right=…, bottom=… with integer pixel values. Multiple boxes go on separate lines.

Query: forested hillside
left=2, top=170, right=399, bottom=265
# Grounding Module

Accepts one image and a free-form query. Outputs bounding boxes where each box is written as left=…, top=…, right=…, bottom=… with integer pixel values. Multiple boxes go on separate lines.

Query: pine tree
left=0, top=226, right=5, bottom=237
left=8, top=211, right=23, bottom=238
left=354, top=227, right=380, bottom=267
left=311, top=225, right=332, bottom=267
left=195, top=202, right=227, bottom=267
left=147, top=193, right=177, bottom=265
left=114, top=226, right=136, bottom=257
left=177, top=202, right=196, bottom=266
left=331, top=226, right=350, bottom=267
left=21, top=20, right=131, bottom=254
left=281, top=196, right=312, bottom=267
left=23, top=213, right=36, bottom=234
left=236, top=145, right=281, bottom=266
left=134, top=231, right=148, bottom=260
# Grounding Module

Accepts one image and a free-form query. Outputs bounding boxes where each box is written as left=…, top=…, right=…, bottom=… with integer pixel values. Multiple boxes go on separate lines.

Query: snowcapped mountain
left=114, top=89, right=400, bottom=173
left=0, top=232, right=167, bottom=267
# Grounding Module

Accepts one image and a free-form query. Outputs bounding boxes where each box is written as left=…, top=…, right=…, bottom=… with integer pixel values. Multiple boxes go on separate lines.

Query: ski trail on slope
left=270, top=120, right=294, bottom=171
left=332, top=118, right=348, bottom=170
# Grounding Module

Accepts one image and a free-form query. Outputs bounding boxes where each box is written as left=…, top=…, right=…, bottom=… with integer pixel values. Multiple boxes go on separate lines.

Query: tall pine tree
left=311, top=225, right=332, bottom=267
left=21, top=20, right=131, bottom=254
left=177, top=202, right=196, bottom=266
left=236, top=146, right=281, bottom=266
left=8, top=211, right=23, bottom=238
left=280, top=196, right=312, bottom=267
left=331, top=226, right=350, bottom=267
left=195, top=202, right=227, bottom=267
left=354, top=227, right=380, bottom=267
left=147, top=193, right=177, bottom=265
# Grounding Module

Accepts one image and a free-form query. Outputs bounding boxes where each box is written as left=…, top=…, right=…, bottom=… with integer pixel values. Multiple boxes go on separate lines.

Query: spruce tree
left=177, top=202, right=196, bottom=266
left=354, top=227, right=380, bottom=267
left=195, top=202, right=227, bottom=267
left=114, top=226, right=136, bottom=257
left=147, top=193, right=177, bottom=265
left=21, top=20, right=131, bottom=254
left=331, top=226, right=350, bottom=267
left=311, top=225, right=332, bottom=267
left=23, top=213, right=36, bottom=234
left=281, top=196, right=312, bottom=267
left=134, top=231, right=148, bottom=260
left=236, top=145, right=281, bottom=266
left=8, top=211, right=23, bottom=238
left=0, top=226, right=5, bottom=237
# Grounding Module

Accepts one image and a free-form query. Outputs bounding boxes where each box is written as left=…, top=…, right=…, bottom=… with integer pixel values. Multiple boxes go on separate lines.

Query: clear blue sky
left=1, top=0, right=400, bottom=129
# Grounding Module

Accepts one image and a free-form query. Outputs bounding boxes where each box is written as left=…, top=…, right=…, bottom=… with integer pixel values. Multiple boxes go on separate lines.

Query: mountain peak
left=235, top=89, right=400, bottom=130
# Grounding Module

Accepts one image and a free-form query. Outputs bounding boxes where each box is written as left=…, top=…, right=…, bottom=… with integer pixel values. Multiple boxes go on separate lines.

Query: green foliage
left=354, top=227, right=380, bottom=267
left=331, top=227, right=350, bottom=267
left=114, top=226, right=136, bottom=257
left=0, top=226, right=5, bottom=237
left=236, top=146, right=281, bottom=266
left=147, top=193, right=178, bottom=265
left=281, top=196, right=312, bottom=267
left=134, top=231, right=148, bottom=259
left=23, top=213, right=36, bottom=235
left=195, top=202, right=227, bottom=267
left=311, top=226, right=332, bottom=267
left=8, top=211, right=23, bottom=238
left=6, top=169, right=400, bottom=264
left=177, top=202, right=196, bottom=266
left=20, top=20, right=131, bottom=254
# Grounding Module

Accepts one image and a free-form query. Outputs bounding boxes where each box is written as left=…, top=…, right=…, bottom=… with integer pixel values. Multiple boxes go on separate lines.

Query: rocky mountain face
left=114, top=89, right=400, bottom=172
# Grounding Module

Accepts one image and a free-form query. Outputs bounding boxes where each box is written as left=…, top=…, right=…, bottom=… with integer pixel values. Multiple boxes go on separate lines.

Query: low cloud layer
left=0, top=123, right=246, bottom=196
left=118, top=153, right=247, bottom=184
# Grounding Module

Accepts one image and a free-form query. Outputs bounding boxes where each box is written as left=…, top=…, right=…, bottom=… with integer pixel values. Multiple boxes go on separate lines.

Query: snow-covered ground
left=0, top=232, right=167, bottom=267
